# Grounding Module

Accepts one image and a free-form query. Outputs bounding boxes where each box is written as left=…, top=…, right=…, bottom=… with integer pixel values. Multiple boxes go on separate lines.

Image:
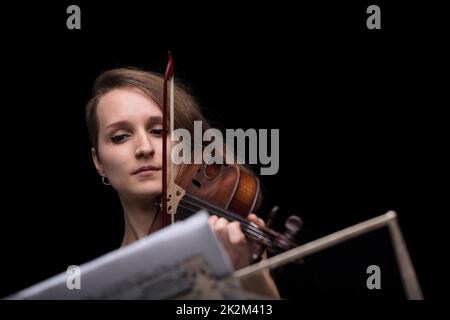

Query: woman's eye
left=111, top=134, right=129, bottom=143
left=150, top=128, right=163, bottom=136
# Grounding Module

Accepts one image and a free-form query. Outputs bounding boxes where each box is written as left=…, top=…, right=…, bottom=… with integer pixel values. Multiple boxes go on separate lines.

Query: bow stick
left=162, top=52, right=175, bottom=226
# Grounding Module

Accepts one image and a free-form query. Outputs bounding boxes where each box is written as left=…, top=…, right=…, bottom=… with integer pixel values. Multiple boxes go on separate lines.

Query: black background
left=0, top=1, right=443, bottom=300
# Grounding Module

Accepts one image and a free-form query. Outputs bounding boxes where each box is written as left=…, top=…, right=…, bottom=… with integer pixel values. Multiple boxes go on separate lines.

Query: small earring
left=154, top=196, right=162, bottom=208
left=102, top=176, right=111, bottom=186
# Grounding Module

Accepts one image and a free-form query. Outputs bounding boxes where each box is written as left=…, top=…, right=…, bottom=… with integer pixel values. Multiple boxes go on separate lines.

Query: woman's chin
left=137, top=189, right=161, bottom=199
left=115, top=179, right=162, bottom=202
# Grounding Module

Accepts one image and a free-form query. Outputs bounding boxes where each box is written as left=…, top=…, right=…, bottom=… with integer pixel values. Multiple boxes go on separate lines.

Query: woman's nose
left=135, top=133, right=155, bottom=159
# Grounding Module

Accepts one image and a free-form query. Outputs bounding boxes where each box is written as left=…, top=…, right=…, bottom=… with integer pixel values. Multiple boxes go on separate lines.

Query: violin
left=171, top=163, right=303, bottom=255
left=161, top=52, right=302, bottom=256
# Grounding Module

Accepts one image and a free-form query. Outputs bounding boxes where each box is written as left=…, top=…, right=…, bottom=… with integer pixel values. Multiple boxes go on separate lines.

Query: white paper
left=7, top=211, right=235, bottom=300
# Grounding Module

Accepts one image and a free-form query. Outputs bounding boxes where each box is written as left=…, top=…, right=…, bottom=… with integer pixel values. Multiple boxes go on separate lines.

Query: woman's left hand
left=209, top=213, right=264, bottom=270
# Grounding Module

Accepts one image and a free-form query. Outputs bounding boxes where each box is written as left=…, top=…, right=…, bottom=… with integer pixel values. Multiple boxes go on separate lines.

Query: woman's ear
left=91, top=147, right=105, bottom=175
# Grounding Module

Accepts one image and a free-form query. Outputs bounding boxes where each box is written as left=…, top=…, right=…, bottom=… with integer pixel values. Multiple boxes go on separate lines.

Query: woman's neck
left=119, top=195, right=161, bottom=247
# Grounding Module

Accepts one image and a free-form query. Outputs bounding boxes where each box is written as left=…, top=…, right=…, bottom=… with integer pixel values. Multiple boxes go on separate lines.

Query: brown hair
left=85, top=67, right=210, bottom=152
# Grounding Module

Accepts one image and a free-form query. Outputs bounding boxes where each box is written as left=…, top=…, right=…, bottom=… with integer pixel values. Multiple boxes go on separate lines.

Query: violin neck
left=176, top=193, right=278, bottom=246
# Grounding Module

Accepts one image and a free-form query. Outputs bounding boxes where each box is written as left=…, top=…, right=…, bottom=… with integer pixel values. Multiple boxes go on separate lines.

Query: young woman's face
left=92, top=87, right=167, bottom=201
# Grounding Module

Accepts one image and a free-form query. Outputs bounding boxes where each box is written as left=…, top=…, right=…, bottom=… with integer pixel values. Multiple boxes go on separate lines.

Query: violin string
left=179, top=194, right=260, bottom=230
left=172, top=192, right=297, bottom=251
left=175, top=199, right=274, bottom=244
left=183, top=195, right=287, bottom=244
left=177, top=204, right=269, bottom=241
left=176, top=203, right=274, bottom=245
left=182, top=193, right=255, bottom=225
left=181, top=192, right=282, bottom=239
left=175, top=197, right=270, bottom=238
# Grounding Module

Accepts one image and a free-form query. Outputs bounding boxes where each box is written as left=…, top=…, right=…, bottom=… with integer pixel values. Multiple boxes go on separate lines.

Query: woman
left=85, top=68, right=280, bottom=298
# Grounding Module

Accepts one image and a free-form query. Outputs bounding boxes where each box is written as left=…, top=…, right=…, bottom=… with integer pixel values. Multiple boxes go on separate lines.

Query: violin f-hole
left=192, top=179, right=201, bottom=188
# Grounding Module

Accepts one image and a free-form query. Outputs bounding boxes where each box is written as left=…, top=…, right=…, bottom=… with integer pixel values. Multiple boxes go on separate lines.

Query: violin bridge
left=167, top=184, right=186, bottom=216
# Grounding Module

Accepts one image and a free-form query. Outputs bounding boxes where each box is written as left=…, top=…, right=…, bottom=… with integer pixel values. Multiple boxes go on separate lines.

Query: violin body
left=175, top=163, right=262, bottom=217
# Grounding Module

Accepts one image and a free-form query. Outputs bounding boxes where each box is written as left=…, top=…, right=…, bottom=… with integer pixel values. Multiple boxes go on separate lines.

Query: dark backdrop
left=0, top=1, right=442, bottom=299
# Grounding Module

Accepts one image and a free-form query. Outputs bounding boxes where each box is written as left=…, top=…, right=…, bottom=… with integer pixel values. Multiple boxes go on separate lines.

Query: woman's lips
left=135, top=169, right=159, bottom=177
left=133, top=165, right=161, bottom=178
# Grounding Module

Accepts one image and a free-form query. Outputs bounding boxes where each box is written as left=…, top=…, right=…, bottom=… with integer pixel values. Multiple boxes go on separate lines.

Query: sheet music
left=7, top=211, right=236, bottom=300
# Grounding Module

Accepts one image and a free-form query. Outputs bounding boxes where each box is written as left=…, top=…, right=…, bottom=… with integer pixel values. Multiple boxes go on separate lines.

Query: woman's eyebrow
left=105, top=120, right=130, bottom=130
left=146, top=115, right=163, bottom=124
left=105, top=116, right=163, bottom=130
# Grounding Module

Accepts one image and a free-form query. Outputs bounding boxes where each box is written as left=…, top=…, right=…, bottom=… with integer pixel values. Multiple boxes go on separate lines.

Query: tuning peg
left=266, top=206, right=280, bottom=229
left=280, top=215, right=305, bottom=265
left=250, top=206, right=280, bottom=264
left=283, top=215, right=303, bottom=241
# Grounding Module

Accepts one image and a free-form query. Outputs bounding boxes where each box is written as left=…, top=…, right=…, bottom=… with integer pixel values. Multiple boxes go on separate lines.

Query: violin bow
left=162, top=52, right=175, bottom=226
left=232, top=211, right=424, bottom=300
